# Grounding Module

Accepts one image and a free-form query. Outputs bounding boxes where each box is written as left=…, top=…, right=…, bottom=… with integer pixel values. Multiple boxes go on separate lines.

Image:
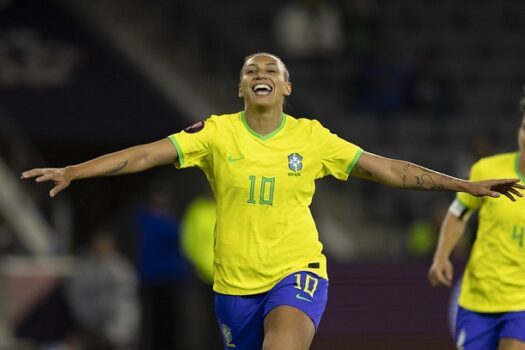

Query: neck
left=244, top=106, right=283, bottom=135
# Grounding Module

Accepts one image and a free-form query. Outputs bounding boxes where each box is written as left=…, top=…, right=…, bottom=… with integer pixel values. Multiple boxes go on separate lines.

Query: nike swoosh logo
left=227, top=155, right=245, bottom=162
left=295, top=294, right=313, bottom=302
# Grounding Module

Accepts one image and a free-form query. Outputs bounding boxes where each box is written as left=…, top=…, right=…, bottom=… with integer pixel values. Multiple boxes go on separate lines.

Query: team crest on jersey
left=288, top=153, right=303, bottom=172
left=183, top=120, right=205, bottom=133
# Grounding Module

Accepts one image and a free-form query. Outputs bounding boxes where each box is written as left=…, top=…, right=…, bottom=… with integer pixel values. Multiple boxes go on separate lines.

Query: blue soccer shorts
left=214, top=271, right=328, bottom=349
left=455, top=306, right=525, bottom=349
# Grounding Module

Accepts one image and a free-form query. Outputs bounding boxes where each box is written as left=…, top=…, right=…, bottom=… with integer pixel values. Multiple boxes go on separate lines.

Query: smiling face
left=238, top=53, right=291, bottom=109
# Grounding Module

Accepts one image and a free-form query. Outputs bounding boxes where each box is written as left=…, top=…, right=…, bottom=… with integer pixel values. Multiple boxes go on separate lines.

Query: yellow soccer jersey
left=169, top=111, right=363, bottom=295
left=457, top=152, right=525, bottom=312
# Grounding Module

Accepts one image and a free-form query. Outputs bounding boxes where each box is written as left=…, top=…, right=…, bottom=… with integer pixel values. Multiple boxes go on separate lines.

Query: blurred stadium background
left=1, top=0, right=524, bottom=349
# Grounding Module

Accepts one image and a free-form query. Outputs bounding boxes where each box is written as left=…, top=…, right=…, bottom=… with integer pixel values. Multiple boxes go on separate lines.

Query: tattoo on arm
left=402, top=163, right=409, bottom=188
left=104, top=160, right=128, bottom=175
left=415, top=175, right=422, bottom=189
left=403, top=163, right=445, bottom=190
left=420, top=174, right=445, bottom=190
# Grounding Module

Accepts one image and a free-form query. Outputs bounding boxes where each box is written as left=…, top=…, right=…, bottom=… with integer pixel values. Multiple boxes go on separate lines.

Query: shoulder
left=473, top=152, right=515, bottom=169
left=470, top=152, right=516, bottom=178
left=285, top=114, right=326, bottom=132
left=186, top=112, right=241, bottom=135
left=205, top=112, right=241, bottom=125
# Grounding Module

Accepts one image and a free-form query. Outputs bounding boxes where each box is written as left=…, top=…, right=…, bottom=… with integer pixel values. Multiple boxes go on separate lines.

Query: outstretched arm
left=21, top=138, right=177, bottom=197
left=350, top=152, right=524, bottom=200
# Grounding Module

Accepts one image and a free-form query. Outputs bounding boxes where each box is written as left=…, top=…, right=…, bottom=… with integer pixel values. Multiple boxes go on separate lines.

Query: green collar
left=241, top=111, right=286, bottom=140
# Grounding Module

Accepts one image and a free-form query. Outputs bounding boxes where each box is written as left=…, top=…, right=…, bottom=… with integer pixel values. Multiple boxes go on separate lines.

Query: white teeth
left=253, top=84, right=272, bottom=92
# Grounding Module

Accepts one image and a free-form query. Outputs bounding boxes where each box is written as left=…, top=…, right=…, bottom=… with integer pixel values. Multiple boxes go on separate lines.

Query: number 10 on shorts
left=294, top=273, right=319, bottom=298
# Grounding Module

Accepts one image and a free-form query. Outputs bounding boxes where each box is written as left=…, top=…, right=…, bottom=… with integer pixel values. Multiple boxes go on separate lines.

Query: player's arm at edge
left=349, top=151, right=523, bottom=199
left=21, top=138, right=178, bottom=197
left=427, top=199, right=471, bottom=287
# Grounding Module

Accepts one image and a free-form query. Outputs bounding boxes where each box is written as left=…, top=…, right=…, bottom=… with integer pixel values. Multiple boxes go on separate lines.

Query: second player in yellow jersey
left=457, top=152, right=525, bottom=312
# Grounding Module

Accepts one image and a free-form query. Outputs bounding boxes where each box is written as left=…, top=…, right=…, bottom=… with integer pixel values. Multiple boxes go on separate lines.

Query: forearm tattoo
left=104, top=160, right=128, bottom=175
left=402, top=163, right=409, bottom=188
left=403, top=163, right=445, bottom=190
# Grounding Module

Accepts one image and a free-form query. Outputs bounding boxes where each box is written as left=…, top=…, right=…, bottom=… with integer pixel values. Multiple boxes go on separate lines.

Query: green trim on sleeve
left=345, top=148, right=364, bottom=175
left=168, top=135, right=184, bottom=167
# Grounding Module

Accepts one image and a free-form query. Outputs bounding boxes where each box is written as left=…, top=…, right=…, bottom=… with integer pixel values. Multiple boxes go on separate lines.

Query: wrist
left=455, top=179, right=471, bottom=193
left=432, top=251, right=450, bottom=263
left=64, top=165, right=78, bottom=181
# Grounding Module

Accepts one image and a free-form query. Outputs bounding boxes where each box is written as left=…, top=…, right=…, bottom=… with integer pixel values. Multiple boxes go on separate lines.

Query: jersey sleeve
left=312, top=120, right=363, bottom=180
left=456, top=161, right=483, bottom=210
left=168, top=117, right=217, bottom=169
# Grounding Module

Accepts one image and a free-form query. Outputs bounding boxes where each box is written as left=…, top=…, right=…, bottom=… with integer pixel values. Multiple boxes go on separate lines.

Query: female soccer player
left=22, top=53, right=523, bottom=350
left=428, top=97, right=525, bottom=350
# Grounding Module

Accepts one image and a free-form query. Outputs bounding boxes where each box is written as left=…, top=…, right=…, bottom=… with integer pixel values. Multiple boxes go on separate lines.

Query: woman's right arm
left=427, top=207, right=468, bottom=287
left=21, top=138, right=178, bottom=197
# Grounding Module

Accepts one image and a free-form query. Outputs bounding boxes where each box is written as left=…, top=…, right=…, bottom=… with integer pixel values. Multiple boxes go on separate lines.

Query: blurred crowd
left=5, top=180, right=221, bottom=350
left=272, top=0, right=459, bottom=118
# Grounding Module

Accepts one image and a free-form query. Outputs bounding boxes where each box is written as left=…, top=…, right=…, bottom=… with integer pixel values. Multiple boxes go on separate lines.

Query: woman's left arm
left=350, top=151, right=524, bottom=200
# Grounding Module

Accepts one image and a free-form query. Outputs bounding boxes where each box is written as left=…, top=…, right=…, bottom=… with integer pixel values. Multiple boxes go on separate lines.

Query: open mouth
left=252, top=84, right=273, bottom=96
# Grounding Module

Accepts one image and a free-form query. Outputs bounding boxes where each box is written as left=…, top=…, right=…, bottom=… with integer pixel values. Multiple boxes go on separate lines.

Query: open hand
left=21, top=167, right=72, bottom=198
left=468, top=179, right=524, bottom=201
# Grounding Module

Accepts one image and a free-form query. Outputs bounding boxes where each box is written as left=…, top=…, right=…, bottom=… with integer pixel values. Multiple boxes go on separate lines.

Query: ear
left=283, top=81, right=292, bottom=96
left=238, top=83, right=243, bottom=98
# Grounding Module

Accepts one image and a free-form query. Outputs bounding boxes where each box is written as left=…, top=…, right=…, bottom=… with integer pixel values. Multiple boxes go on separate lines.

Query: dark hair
left=240, top=52, right=290, bottom=82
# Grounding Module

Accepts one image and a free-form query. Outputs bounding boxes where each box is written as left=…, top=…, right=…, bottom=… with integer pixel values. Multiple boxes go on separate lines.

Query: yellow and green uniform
left=457, top=152, right=525, bottom=312
left=169, top=111, right=363, bottom=295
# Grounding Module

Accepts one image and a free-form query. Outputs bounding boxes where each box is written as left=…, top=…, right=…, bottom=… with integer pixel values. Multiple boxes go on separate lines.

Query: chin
left=251, top=97, right=280, bottom=107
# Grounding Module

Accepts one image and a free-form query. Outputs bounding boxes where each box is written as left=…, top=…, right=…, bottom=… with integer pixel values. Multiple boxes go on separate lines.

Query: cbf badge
left=288, top=153, right=303, bottom=172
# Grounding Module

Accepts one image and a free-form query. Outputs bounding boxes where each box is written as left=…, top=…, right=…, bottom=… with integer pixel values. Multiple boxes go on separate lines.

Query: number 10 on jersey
left=247, top=175, right=275, bottom=205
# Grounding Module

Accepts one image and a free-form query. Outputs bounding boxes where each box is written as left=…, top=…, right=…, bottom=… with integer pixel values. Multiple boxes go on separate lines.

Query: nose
left=255, top=70, right=267, bottom=79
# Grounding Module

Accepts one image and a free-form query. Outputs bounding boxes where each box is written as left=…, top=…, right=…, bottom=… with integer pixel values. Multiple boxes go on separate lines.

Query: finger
left=512, top=182, right=525, bottom=189
left=429, top=270, right=446, bottom=287
left=502, top=178, right=520, bottom=184
left=432, top=271, right=450, bottom=287
left=491, top=179, right=520, bottom=187
left=443, top=269, right=453, bottom=287
left=50, top=183, right=67, bottom=198
left=510, top=186, right=523, bottom=196
left=508, top=187, right=523, bottom=197
left=36, top=174, right=56, bottom=183
left=501, top=192, right=516, bottom=202
left=21, top=168, right=46, bottom=179
left=488, top=191, right=501, bottom=198
left=438, top=277, right=452, bottom=287
left=495, top=183, right=523, bottom=191
left=35, top=172, right=62, bottom=183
